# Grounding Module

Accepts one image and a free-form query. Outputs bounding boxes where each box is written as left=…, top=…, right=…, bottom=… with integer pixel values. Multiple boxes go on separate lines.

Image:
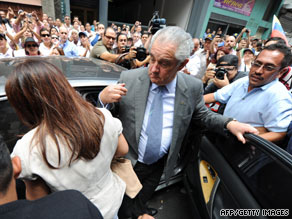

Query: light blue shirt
left=214, top=76, right=292, bottom=132
left=138, top=76, right=177, bottom=163
left=60, top=40, right=79, bottom=57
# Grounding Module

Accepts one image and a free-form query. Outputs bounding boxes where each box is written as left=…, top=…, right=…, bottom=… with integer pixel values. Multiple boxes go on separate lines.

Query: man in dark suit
left=99, top=26, right=257, bottom=218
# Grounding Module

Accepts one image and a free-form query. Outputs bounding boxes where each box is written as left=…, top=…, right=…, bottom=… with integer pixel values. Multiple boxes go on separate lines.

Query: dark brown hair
left=5, top=59, right=104, bottom=168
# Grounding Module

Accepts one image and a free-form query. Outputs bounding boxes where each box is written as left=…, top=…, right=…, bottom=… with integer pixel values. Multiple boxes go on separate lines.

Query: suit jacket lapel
left=135, top=69, right=151, bottom=144
left=168, top=73, right=189, bottom=158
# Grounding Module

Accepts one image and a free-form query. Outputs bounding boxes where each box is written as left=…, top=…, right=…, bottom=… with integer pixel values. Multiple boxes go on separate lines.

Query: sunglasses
left=26, top=44, right=38, bottom=48
left=41, top=34, right=50, bottom=37
left=52, top=37, right=59, bottom=40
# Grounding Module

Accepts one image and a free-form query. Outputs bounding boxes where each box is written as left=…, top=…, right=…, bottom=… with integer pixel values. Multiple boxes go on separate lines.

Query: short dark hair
left=117, top=33, right=127, bottom=42
left=265, top=37, right=286, bottom=46
left=217, top=54, right=238, bottom=68
left=0, top=135, right=13, bottom=195
left=260, top=43, right=292, bottom=69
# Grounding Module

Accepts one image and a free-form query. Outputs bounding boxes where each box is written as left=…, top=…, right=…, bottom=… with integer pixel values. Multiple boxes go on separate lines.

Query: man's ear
left=11, top=156, right=21, bottom=178
left=177, top=59, right=189, bottom=71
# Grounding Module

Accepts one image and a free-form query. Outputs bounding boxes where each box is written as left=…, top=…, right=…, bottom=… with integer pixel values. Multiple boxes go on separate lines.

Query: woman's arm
left=115, top=134, right=129, bottom=157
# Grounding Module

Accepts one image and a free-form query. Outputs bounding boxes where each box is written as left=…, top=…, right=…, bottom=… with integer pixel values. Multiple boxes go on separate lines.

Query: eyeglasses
left=224, top=67, right=236, bottom=72
left=26, top=44, right=38, bottom=48
left=105, top=35, right=116, bottom=41
left=41, top=34, right=50, bottom=37
left=251, top=61, right=281, bottom=72
left=217, top=66, right=236, bottom=72
left=60, top=32, right=68, bottom=35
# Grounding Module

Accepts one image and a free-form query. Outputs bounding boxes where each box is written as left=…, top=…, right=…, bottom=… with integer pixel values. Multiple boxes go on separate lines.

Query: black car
left=184, top=130, right=292, bottom=219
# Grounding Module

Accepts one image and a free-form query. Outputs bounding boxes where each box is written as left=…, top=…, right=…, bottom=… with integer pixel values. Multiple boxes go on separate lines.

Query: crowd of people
left=0, top=8, right=150, bottom=67
left=1, top=6, right=292, bottom=219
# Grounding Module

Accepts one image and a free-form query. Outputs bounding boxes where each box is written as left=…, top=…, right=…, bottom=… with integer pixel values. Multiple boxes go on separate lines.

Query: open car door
left=184, top=132, right=292, bottom=219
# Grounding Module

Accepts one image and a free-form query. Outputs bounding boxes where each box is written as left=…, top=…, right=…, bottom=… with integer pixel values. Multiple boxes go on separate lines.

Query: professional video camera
left=124, top=46, right=147, bottom=61
left=148, top=11, right=166, bottom=35
left=215, top=68, right=228, bottom=80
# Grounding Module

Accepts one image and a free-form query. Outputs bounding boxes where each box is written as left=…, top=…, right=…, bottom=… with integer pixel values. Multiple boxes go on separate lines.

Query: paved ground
left=148, top=181, right=195, bottom=219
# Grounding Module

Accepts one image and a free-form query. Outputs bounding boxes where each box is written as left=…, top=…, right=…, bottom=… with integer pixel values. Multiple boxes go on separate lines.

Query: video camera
left=215, top=68, right=228, bottom=80
left=148, top=11, right=166, bottom=35
left=124, top=46, right=147, bottom=61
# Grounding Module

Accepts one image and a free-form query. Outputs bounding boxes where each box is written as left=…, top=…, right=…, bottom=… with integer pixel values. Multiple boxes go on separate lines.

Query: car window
left=215, top=135, right=292, bottom=210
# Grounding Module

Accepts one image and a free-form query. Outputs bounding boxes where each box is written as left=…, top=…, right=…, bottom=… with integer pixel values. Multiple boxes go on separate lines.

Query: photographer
left=204, top=55, right=247, bottom=114
left=114, top=33, right=149, bottom=69
left=204, top=55, right=247, bottom=95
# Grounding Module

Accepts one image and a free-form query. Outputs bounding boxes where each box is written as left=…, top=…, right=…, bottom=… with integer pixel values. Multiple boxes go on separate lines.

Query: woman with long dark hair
left=7, top=59, right=128, bottom=218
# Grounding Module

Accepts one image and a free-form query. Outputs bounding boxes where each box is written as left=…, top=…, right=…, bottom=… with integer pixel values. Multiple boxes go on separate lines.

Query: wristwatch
left=224, top=118, right=237, bottom=129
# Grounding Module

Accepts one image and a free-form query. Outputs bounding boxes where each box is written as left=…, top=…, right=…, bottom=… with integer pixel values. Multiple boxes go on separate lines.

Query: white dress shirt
left=138, top=76, right=177, bottom=163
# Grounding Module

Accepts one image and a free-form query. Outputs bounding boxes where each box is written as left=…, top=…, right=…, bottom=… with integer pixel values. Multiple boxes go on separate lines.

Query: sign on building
left=214, top=0, right=256, bottom=16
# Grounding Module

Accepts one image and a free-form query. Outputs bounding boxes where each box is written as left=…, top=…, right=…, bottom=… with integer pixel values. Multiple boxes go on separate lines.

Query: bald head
left=192, top=38, right=200, bottom=55
left=226, top=35, right=236, bottom=49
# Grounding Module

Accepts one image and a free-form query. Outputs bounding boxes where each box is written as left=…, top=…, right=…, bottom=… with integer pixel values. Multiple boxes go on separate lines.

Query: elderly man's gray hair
left=149, top=26, right=194, bottom=63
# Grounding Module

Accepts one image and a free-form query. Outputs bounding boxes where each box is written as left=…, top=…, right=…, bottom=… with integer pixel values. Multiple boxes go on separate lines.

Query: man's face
left=226, top=36, right=236, bottom=49
left=141, top=34, right=148, bottom=45
left=42, top=13, right=48, bottom=21
left=64, top=16, right=70, bottom=25
left=148, top=40, right=185, bottom=86
left=193, top=39, right=200, bottom=54
left=133, top=33, right=140, bottom=43
left=80, top=35, right=88, bottom=44
left=40, top=30, right=51, bottom=44
left=204, top=39, right=211, bottom=51
left=0, top=37, right=6, bottom=48
left=117, top=35, right=127, bottom=49
left=217, top=63, right=237, bottom=80
left=71, top=31, right=78, bottom=40
left=48, top=17, right=53, bottom=25
left=97, top=24, right=105, bottom=35
left=249, top=49, right=284, bottom=90
left=102, top=29, right=116, bottom=49
left=59, top=27, right=68, bottom=42
left=55, top=19, right=61, bottom=27
left=25, top=42, right=39, bottom=55
left=0, top=11, right=5, bottom=19
left=243, top=51, right=254, bottom=61
left=85, top=23, right=91, bottom=31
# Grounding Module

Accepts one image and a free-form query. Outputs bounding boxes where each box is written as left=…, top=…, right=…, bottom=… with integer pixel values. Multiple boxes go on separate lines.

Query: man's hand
left=125, top=47, right=137, bottom=60
left=214, top=73, right=229, bottom=88
left=227, top=121, right=259, bottom=144
left=138, top=214, right=154, bottom=219
left=99, top=83, right=128, bottom=104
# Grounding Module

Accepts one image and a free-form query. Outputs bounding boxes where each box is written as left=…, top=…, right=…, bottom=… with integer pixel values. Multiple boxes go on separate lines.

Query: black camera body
left=215, top=68, right=228, bottom=80
left=123, top=46, right=147, bottom=61
left=149, top=11, right=166, bottom=35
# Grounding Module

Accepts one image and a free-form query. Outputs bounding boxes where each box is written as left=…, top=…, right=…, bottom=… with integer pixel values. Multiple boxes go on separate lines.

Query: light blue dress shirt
left=214, top=76, right=292, bottom=132
left=138, top=76, right=177, bottom=163
left=60, top=40, right=79, bottom=57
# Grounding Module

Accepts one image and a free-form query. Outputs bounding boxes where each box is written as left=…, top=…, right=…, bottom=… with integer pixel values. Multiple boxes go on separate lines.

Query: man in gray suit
left=99, top=26, right=257, bottom=218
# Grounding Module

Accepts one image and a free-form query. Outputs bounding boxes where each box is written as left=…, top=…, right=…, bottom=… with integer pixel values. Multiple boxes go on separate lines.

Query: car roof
left=0, top=56, right=126, bottom=96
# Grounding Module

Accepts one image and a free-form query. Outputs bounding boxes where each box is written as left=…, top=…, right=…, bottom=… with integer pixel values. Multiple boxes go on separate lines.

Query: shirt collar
left=248, top=78, right=279, bottom=91
left=150, top=75, right=177, bottom=93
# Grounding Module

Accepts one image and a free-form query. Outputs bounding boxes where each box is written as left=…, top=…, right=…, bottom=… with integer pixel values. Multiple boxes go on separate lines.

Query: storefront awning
left=3, top=0, right=41, bottom=6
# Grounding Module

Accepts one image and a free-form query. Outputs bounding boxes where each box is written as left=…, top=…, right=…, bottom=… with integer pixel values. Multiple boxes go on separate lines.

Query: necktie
left=143, top=86, right=165, bottom=165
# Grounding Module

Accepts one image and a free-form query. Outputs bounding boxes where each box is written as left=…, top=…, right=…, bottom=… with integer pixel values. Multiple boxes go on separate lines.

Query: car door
left=184, top=132, right=292, bottom=219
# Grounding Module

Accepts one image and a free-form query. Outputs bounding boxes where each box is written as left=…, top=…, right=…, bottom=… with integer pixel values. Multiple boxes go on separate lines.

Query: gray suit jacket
left=112, top=67, right=228, bottom=183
